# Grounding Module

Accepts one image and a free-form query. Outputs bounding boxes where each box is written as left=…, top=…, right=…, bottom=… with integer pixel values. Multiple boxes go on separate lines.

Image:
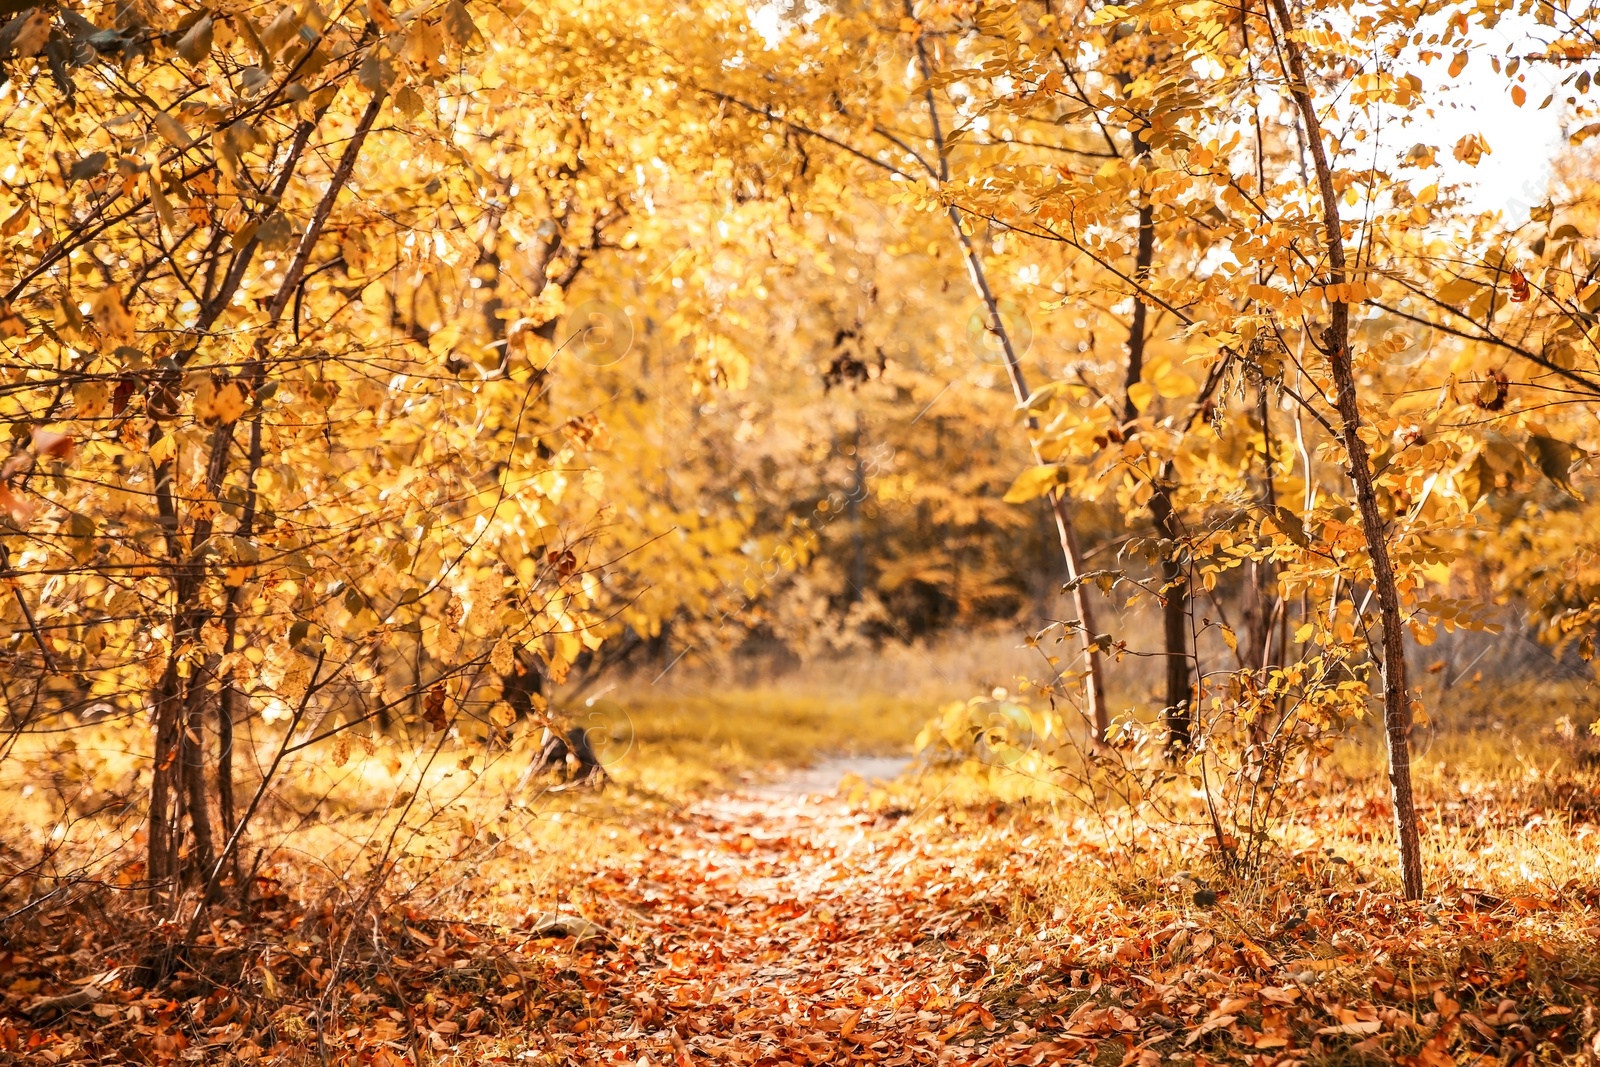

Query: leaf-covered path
left=516, top=765, right=1600, bottom=1067
left=7, top=756, right=1598, bottom=1065
left=532, top=762, right=1060, bottom=1066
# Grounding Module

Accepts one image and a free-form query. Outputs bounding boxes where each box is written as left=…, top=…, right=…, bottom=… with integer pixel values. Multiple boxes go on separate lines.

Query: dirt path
left=530, top=758, right=1069, bottom=1066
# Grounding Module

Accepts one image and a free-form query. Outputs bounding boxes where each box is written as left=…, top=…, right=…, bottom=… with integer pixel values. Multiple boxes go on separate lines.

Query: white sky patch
left=750, top=3, right=785, bottom=47
left=1383, top=9, right=1570, bottom=222
left=1408, top=67, right=1563, bottom=221
left=750, top=0, right=824, bottom=49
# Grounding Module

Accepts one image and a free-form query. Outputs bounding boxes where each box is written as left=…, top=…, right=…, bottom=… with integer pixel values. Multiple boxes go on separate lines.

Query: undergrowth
left=4, top=674, right=1599, bottom=1065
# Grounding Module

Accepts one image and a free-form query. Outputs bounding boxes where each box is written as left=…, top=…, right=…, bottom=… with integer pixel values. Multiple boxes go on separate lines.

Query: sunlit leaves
left=1002, top=464, right=1064, bottom=505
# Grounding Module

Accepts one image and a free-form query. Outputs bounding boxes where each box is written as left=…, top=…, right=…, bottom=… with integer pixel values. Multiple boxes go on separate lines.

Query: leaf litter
left=3, top=771, right=1599, bottom=1065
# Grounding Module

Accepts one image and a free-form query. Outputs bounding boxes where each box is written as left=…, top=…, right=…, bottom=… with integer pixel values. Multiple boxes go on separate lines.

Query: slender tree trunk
left=1268, top=0, right=1423, bottom=898
left=149, top=91, right=386, bottom=909
left=182, top=692, right=215, bottom=879
left=1244, top=383, right=1285, bottom=744
left=1121, top=199, right=1192, bottom=752
left=900, top=0, right=1108, bottom=741
left=1120, top=205, right=1156, bottom=426
left=1148, top=476, right=1191, bottom=752
left=1112, top=71, right=1193, bottom=751
left=214, top=408, right=262, bottom=894
left=147, top=432, right=190, bottom=903
left=1246, top=385, right=1277, bottom=661
left=216, top=679, right=236, bottom=882
left=149, top=435, right=233, bottom=902
left=949, top=208, right=1110, bottom=741
left=849, top=410, right=867, bottom=601
left=147, top=663, right=182, bottom=900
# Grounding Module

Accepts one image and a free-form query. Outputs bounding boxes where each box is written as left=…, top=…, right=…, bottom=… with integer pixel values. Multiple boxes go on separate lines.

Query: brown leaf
left=368, top=0, right=402, bottom=33
left=155, top=112, right=193, bottom=148
left=1402, top=1024, right=1459, bottom=1067
left=32, top=428, right=74, bottom=459
left=441, top=1, right=483, bottom=51
left=423, top=684, right=449, bottom=730
left=176, top=15, right=214, bottom=64
left=112, top=377, right=136, bottom=415
left=1508, top=267, right=1530, bottom=302
left=1473, top=368, right=1508, bottom=411
left=0, top=481, right=34, bottom=523
left=1185, top=1013, right=1236, bottom=1046
left=90, top=286, right=136, bottom=344
left=1318, top=1019, right=1382, bottom=1035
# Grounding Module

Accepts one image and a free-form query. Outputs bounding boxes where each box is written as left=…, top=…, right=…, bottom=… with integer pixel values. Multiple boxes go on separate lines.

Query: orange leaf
left=1508, top=267, right=1530, bottom=302
left=0, top=482, right=35, bottom=523
left=423, top=684, right=450, bottom=730
left=32, top=428, right=74, bottom=459
left=1185, top=1013, right=1236, bottom=1045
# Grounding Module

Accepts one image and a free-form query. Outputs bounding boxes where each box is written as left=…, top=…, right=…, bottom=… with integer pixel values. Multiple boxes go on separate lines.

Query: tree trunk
left=1268, top=0, right=1424, bottom=898
left=948, top=207, right=1110, bottom=742
left=1148, top=476, right=1191, bottom=753
left=1120, top=194, right=1192, bottom=752
left=849, top=410, right=867, bottom=602
left=182, top=689, right=216, bottom=880
left=148, top=91, right=386, bottom=910
left=899, top=1, right=1109, bottom=742
left=1109, top=43, right=1194, bottom=751
left=1243, top=384, right=1285, bottom=743
left=216, top=675, right=237, bottom=887
left=147, top=663, right=182, bottom=901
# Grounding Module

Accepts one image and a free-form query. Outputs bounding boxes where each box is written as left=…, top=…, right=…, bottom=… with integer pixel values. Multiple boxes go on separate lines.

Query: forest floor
left=6, top=687, right=1600, bottom=1065
left=454, top=757, right=1600, bottom=1067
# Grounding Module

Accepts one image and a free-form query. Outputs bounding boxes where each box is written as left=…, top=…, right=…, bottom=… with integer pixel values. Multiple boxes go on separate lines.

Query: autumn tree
left=0, top=0, right=655, bottom=926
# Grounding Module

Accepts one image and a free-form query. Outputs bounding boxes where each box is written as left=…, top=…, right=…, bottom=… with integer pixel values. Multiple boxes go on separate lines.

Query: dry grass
left=0, top=665, right=944, bottom=952
left=863, top=715, right=1600, bottom=1064
left=7, top=632, right=1599, bottom=917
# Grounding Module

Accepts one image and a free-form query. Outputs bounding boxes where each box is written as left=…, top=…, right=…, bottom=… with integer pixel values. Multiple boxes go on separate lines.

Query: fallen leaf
left=1317, top=1019, right=1382, bottom=1036
left=1185, top=1014, right=1236, bottom=1046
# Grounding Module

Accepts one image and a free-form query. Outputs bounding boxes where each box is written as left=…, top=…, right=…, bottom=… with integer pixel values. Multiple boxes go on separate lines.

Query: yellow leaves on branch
left=1003, top=464, right=1063, bottom=505
left=175, top=15, right=214, bottom=65
left=191, top=378, right=248, bottom=425
left=0, top=203, right=28, bottom=237
left=212, top=383, right=248, bottom=425
left=368, top=0, right=403, bottom=33
left=442, top=1, right=484, bottom=52
left=1306, top=278, right=1380, bottom=306
left=1126, top=361, right=1198, bottom=413
left=154, top=112, right=192, bottom=149
left=73, top=381, right=110, bottom=419
left=149, top=168, right=177, bottom=234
